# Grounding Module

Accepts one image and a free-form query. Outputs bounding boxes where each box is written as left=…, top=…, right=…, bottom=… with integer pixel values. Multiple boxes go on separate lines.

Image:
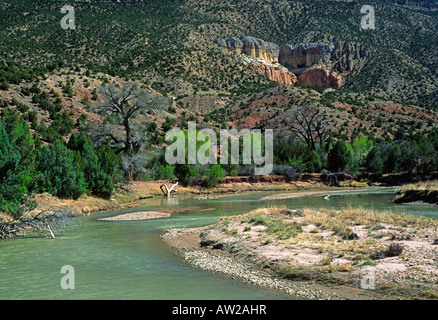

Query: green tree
left=0, top=121, right=34, bottom=218
left=81, top=139, right=114, bottom=199
left=97, top=144, right=118, bottom=178
left=204, top=164, right=225, bottom=187
left=303, top=150, right=322, bottom=173
left=36, top=140, right=86, bottom=199
left=348, top=136, right=374, bottom=167
left=384, top=144, right=402, bottom=173
left=365, top=147, right=384, bottom=175
left=328, top=140, right=352, bottom=172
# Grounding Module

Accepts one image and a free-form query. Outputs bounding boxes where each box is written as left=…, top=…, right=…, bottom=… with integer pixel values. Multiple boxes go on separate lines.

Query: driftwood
left=160, top=182, right=178, bottom=197
left=0, top=209, right=77, bottom=240
left=46, top=224, right=55, bottom=239
left=114, top=183, right=134, bottom=193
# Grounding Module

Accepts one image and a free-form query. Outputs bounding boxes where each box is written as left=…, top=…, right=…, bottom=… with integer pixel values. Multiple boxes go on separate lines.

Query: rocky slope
left=215, top=36, right=371, bottom=88
left=187, top=0, right=438, bottom=108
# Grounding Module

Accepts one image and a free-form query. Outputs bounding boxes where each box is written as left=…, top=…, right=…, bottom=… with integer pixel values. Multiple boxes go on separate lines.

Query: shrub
left=204, top=164, right=225, bottom=187
left=174, top=163, right=194, bottom=184
left=36, top=140, right=86, bottom=199
left=385, top=242, right=404, bottom=257
left=371, top=242, right=404, bottom=260
left=151, top=162, right=175, bottom=180
left=0, top=78, right=10, bottom=91
left=80, top=139, right=113, bottom=199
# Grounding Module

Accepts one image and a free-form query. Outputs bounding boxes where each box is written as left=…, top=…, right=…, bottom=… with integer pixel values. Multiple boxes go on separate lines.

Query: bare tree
left=92, top=82, right=168, bottom=180
left=288, top=105, right=328, bottom=151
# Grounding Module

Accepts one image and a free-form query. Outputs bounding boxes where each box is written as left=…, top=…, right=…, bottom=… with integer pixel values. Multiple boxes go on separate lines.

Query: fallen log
left=0, top=209, right=76, bottom=240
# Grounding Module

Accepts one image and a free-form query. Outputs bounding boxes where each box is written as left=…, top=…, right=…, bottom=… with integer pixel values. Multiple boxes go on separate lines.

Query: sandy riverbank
left=98, top=207, right=216, bottom=221
left=162, top=207, right=438, bottom=300
left=22, top=174, right=359, bottom=219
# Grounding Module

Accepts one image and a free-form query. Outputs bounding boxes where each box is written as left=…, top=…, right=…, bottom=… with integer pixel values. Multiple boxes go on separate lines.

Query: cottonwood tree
left=92, top=82, right=168, bottom=180
left=288, top=105, right=328, bottom=151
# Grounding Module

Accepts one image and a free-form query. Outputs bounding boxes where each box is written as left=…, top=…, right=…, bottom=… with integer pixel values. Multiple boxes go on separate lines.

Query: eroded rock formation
left=214, top=36, right=370, bottom=88
left=330, top=40, right=373, bottom=74
left=247, top=61, right=297, bottom=85
left=215, top=36, right=279, bottom=63
left=296, top=68, right=343, bottom=88
left=278, top=42, right=333, bottom=70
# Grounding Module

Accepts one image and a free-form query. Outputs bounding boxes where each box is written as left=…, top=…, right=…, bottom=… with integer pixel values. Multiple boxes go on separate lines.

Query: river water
left=0, top=188, right=436, bottom=300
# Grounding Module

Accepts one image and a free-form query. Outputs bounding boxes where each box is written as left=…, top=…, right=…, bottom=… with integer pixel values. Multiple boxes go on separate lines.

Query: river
left=0, top=188, right=437, bottom=300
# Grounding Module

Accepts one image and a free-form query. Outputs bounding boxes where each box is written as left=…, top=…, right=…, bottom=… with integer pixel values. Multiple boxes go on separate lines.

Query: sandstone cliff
left=296, top=68, right=343, bottom=88
left=278, top=42, right=333, bottom=71
left=247, top=61, right=297, bottom=85
left=215, top=36, right=279, bottom=63
left=215, top=37, right=370, bottom=89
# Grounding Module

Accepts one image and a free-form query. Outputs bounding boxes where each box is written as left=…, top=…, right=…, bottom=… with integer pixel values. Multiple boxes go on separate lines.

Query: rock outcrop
left=296, top=68, right=343, bottom=88
left=246, top=60, right=297, bottom=85
left=278, top=42, right=333, bottom=70
left=330, top=40, right=373, bottom=74
left=214, top=37, right=370, bottom=88
left=215, top=36, right=279, bottom=63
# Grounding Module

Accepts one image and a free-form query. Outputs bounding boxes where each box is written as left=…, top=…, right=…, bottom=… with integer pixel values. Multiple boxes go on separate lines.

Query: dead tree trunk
left=160, top=182, right=178, bottom=197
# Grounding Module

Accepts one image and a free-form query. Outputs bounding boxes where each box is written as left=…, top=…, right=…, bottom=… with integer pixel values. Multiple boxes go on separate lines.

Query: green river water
left=0, top=188, right=437, bottom=300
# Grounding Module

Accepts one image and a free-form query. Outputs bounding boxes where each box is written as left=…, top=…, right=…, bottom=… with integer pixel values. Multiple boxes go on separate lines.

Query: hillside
left=1, top=0, right=437, bottom=108
left=1, top=0, right=437, bottom=138
left=0, top=0, right=438, bottom=221
left=185, top=0, right=438, bottom=108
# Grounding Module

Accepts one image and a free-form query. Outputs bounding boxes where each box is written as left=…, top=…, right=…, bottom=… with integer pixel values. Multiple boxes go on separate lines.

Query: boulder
left=226, top=37, right=244, bottom=51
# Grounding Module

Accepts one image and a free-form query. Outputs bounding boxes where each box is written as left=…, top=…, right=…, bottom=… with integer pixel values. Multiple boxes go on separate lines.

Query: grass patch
left=245, top=208, right=302, bottom=240
left=417, top=290, right=438, bottom=299
left=398, top=180, right=438, bottom=192
left=276, top=266, right=315, bottom=281
left=301, top=207, right=438, bottom=231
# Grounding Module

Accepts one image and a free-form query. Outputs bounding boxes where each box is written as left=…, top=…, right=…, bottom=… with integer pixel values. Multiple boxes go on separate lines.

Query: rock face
left=214, top=37, right=370, bottom=88
left=330, top=40, right=373, bottom=74
left=278, top=42, right=333, bottom=70
left=240, top=36, right=279, bottom=63
left=215, top=36, right=279, bottom=63
left=247, top=61, right=297, bottom=85
left=296, top=68, right=343, bottom=88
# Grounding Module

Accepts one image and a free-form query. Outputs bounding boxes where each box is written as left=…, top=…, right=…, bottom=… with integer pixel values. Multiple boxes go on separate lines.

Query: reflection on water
left=0, top=188, right=436, bottom=299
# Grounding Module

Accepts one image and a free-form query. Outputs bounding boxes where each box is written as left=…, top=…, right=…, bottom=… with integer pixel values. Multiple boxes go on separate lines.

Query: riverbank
left=98, top=207, right=216, bottom=221
left=13, top=174, right=362, bottom=221
left=394, top=180, right=438, bottom=205
left=162, top=207, right=438, bottom=300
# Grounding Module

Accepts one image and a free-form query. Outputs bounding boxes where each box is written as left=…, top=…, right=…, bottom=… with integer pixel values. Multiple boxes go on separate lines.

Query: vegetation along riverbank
left=394, top=180, right=438, bottom=206
left=163, top=207, right=438, bottom=300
